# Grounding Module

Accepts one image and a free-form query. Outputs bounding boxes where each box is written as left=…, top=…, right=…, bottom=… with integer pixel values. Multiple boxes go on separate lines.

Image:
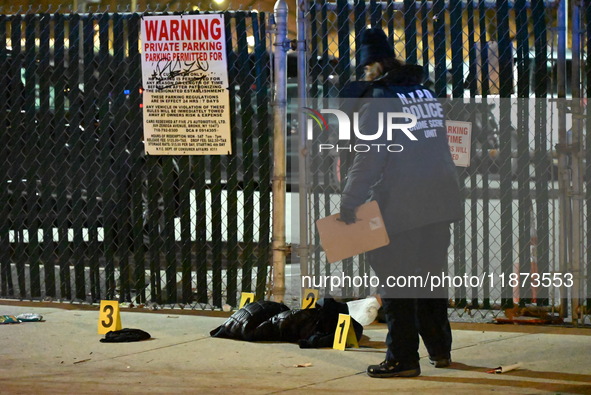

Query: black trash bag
left=253, top=308, right=322, bottom=342
left=210, top=301, right=289, bottom=341
left=298, top=298, right=363, bottom=349
left=255, top=298, right=364, bottom=348
left=100, top=328, right=151, bottom=343
left=209, top=298, right=363, bottom=348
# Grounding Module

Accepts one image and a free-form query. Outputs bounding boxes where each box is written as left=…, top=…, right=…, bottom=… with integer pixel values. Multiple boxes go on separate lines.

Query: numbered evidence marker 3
left=301, top=289, right=319, bottom=309
left=238, top=292, right=255, bottom=309
left=333, top=314, right=359, bottom=351
left=98, top=300, right=122, bottom=335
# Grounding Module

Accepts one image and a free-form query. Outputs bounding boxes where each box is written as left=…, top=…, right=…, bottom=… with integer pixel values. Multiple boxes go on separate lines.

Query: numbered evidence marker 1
left=238, top=292, right=256, bottom=308
left=333, top=314, right=359, bottom=351
left=98, top=300, right=122, bottom=335
left=301, top=289, right=319, bottom=309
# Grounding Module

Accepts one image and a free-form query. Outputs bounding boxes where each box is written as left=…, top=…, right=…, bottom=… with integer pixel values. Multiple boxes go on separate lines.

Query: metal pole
left=570, top=0, right=583, bottom=326
left=272, top=0, right=289, bottom=303
left=556, top=0, right=570, bottom=318
left=297, top=0, right=310, bottom=298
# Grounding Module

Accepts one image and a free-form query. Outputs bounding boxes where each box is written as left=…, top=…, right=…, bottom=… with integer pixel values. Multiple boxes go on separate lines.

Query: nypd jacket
left=340, top=65, right=463, bottom=234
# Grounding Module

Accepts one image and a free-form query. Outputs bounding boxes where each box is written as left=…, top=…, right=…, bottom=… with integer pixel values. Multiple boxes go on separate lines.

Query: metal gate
left=0, top=10, right=273, bottom=309
left=295, top=0, right=591, bottom=324
left=1, top=1, right=590, bottom=324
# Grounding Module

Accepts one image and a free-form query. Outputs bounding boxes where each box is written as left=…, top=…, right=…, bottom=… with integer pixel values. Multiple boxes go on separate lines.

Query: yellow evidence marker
left=333, top=313, right=359, bottom=351
left=301, top=289, right=319, bottom=309
left=98, top=300, right=122, bottom=335
left=238, top=292, right=255, bottom=308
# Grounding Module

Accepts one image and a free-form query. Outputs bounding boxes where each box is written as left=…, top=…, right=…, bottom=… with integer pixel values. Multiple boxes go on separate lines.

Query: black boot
left=367, top=360, right=421, bottom=378
left=428, top=355, right=452, bottom=368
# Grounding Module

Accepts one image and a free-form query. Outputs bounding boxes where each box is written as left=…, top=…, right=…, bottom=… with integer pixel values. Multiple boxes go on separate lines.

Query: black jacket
left=340, top=65, right=463, bottom=234
left=209, top=299, right=363, bottom=348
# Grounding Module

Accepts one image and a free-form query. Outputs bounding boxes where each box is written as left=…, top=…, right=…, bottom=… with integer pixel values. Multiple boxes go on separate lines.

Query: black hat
left=357, top=28, right=395, bottom=68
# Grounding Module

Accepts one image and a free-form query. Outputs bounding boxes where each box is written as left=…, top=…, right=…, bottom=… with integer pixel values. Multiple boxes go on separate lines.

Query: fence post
left=556, top=0, right=571, bottom=318
left=585, top=0, right=591, bottom=318
left=272, top=0, right=289, bottom=303
left=297, top=0, right=310, bottom=293
left=570, top=0, right=584, bottom=325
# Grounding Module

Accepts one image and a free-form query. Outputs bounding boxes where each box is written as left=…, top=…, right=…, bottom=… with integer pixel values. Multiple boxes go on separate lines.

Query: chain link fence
left=0, top=1, right=589, bottom=324
left=297, top=0, right=590, bottom=324
left=0, top=9, right=274, bottom=309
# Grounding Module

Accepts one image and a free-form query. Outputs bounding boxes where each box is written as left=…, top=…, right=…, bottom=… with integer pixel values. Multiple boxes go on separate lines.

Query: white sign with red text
left=141, top=14, right=231, bottom=155
left=446, top=120, right=472, bottom=167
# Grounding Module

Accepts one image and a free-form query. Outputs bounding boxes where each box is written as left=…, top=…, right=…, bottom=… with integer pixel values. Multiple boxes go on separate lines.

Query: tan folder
left=315, top=200, right=390, bottom=263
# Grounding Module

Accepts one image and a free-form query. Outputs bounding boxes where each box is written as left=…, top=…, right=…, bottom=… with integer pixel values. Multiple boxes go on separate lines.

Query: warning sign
left=141, top=14, right=232, bottom=155
left=446, top=120, right=472, bottom=167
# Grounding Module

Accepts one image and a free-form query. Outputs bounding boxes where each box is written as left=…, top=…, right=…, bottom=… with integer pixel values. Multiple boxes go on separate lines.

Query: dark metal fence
left=0, top=10, right=273, bottom=309
left=1, top=2, right=589, bottom=324
left=300, top=0, right=590, bottom=324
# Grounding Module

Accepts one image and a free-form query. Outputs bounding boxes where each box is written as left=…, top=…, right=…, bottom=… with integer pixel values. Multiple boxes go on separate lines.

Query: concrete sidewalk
left=0, top=303, right=590, bottom=394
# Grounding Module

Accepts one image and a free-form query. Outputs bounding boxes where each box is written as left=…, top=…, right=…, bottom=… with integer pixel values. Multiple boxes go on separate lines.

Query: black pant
left=368, top=221, right=452, bottom=363
left=382, top=298, right=451, bottom=363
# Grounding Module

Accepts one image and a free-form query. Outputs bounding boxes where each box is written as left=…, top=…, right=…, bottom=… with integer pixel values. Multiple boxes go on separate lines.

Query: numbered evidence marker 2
left=301, top=289, right=319, bottom=309
left=238, top=292, right=256, bottom=308
left=333, top=314, right=359, bottom=351
left=98, top=300, right=122, bottom=335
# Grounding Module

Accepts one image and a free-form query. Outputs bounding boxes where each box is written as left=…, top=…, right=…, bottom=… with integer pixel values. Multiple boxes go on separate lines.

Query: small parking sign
left=446, top=120, right=472, bottom=167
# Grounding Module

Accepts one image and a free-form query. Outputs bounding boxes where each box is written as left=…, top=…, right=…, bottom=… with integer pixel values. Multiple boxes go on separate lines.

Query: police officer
left=338, top=28, right=463, bottom=378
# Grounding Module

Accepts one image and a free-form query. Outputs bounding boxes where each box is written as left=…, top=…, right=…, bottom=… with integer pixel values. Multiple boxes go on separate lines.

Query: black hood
left=376, top=64, right=425, bottom=86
